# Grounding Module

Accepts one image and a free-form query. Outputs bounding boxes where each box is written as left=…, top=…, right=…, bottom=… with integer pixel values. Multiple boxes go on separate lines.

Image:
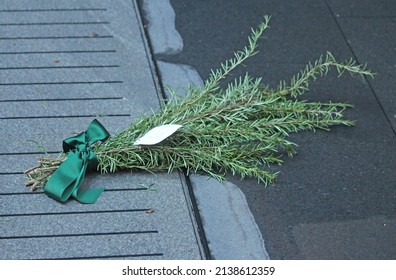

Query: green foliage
left=26, top=16, right=373, bottom=188
left=94, top=16, right=373, bottom=185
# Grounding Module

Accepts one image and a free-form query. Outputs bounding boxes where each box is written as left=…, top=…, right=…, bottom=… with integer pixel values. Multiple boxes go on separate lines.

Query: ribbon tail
left=44, top=151, right=104, bottom=204
left=44, top=152, right=83, bottom=203
left=75, top=188, right=105, bottom=204
left=70, top=152, right=104, bottom=204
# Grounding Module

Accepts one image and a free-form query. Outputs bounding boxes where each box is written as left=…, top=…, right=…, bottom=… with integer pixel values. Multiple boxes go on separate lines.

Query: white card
left=133, top=124, right=183, bottom=146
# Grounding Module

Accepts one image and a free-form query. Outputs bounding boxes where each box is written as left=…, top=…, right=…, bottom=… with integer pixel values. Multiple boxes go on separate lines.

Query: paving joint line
left=324, top=0, right=396, bottom=137
left=40, top=253, right=163, bottom=260
left=0, top=230, right=159, bottom=240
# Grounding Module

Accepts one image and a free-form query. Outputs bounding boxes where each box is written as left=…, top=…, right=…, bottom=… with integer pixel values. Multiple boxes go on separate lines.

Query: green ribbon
left=44, top=119, right=110, bottom=204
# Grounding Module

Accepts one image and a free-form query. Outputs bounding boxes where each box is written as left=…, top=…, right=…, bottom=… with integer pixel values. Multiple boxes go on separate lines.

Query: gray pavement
left=0, top=0, right=204, bottom=260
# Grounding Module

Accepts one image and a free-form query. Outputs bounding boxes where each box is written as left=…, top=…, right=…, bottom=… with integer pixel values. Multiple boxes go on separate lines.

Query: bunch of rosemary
left=25, top=16, right=373, bottom=190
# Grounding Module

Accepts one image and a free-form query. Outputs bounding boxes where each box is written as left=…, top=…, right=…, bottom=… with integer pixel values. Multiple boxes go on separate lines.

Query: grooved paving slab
left=0, top=0, right=203, bottom=259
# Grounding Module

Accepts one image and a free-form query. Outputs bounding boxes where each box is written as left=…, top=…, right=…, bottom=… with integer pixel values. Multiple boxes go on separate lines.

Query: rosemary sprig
left=25, top=16, right=373, bottom=189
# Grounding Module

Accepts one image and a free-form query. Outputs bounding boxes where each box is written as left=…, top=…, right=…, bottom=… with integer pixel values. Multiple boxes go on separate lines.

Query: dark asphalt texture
left=139, top=0, right=396, bottom=259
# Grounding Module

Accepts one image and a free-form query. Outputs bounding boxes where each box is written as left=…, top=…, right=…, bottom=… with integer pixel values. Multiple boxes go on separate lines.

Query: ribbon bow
left=44, top=119, right=110, bottom=204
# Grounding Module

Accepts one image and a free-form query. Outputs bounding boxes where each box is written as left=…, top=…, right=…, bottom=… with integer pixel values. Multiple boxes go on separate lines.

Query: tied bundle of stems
left=25, top=16, right=373, bottom=190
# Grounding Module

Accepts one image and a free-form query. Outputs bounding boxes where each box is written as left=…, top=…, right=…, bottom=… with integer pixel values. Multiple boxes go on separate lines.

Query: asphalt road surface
left=139, top=0, right=396, bottom=259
